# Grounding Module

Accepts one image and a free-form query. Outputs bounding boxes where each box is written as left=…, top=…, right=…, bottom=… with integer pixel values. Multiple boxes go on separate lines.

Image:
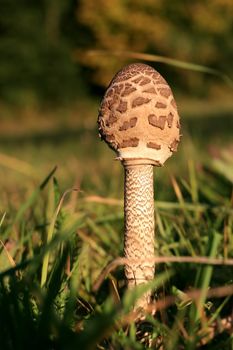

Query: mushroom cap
left=98, top=63, right=181, bottom=166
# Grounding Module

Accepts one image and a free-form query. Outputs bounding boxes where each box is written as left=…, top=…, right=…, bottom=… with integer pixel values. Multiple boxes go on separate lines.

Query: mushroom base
left=124, top=163, right=155, bottom=311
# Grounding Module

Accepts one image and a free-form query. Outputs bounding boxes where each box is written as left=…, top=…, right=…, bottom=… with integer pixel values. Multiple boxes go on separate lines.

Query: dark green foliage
left=0, top=0, right=86, bottom=105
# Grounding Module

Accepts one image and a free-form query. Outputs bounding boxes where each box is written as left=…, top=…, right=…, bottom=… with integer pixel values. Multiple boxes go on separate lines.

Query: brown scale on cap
left=167, top=112, right=174, bottom=128
left=155, top=102, right=166, bottom=108
left=158, top=88, right=171, bottom=98
left=98, top=63, right=181, bottom=166
left=132, top=97, right=151, bottom=108
left=148, top=114, right=167, bottom=130
left=143, top=87, right=157, bottom=94
left=121, top=86, right=137, bottom=97
left=116, top=100, right=128, bottom=113
left=147, top=142, right=161, bottom=150
left=119, top=137, right=139, bottom=148
left=119, top=117, right=137, bottom=131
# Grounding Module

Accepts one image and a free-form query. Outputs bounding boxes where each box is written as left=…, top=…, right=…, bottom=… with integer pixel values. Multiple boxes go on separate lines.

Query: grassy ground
left=0, top=99, right=232, bottom=349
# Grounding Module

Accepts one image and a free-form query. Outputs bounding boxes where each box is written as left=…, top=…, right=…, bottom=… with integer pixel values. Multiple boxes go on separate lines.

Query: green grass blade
left=3, top=166, right=57, bottom=239
left=83, top=50, right=233, bottom=88
left=195, top=232, right=222, bottom=321
left=0, top=216, right=83, bottom=280
left=40, top=189, right=78, bottom=287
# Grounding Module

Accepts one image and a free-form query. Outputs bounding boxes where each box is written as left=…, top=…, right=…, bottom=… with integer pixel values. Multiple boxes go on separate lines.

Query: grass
left=0, top=100, right=232, bottom=349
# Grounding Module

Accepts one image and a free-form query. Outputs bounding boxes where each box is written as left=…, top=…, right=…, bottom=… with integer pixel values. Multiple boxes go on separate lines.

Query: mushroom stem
left=123, top=161, right=155, bottom=310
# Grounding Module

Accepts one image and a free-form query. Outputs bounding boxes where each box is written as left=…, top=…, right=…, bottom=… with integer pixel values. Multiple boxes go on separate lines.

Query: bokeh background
left=0, top=0, right=233, bottom=208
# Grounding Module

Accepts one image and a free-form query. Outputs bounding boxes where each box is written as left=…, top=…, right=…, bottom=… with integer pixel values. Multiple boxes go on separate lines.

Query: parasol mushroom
left=98, top=63, right=181, bottom=311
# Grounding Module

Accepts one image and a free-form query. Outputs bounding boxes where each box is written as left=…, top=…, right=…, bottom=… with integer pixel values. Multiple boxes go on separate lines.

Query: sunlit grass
left=0, top=100, right=232, bottom=349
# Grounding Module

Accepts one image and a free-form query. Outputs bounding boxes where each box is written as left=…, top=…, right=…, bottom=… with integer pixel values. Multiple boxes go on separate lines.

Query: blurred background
left=0, top=0, right=232, bottom=208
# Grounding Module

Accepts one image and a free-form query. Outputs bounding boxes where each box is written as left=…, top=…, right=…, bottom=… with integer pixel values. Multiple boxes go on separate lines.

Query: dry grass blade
left=83, top=195, right=233, bottom=214
left=93, top=256, right=233, bottom=291
left=122, top=284, right=233, bottom=318
left=0, top=239, right=16, bottom=268
left=84, top=195, right=123, bottom=206
left=0, top=212, right=16, bottom=268
left=0, top=152, right=38, bottom=178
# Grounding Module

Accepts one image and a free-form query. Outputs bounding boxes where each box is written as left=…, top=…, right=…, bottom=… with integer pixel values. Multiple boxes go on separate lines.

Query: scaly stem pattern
left=124, top=163, right=155, bottom=310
